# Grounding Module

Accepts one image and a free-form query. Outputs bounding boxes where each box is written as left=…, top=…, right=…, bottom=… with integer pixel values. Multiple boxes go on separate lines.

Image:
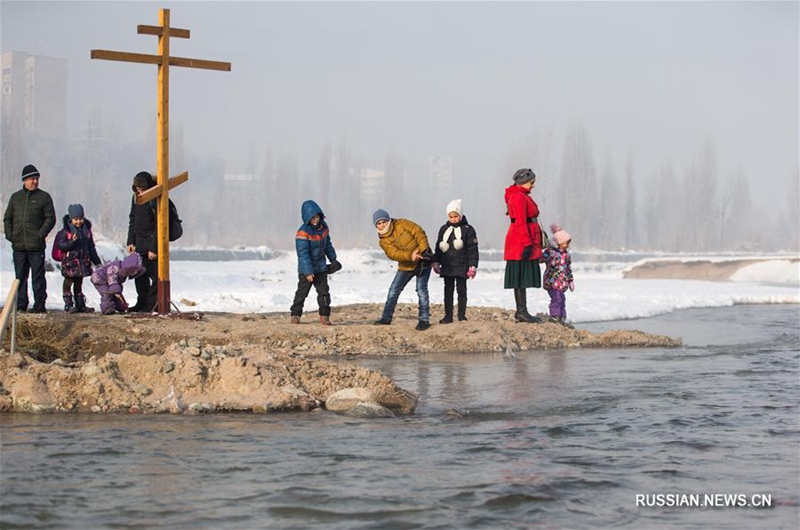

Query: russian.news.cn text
left=636, top=493, right=772, bottom=508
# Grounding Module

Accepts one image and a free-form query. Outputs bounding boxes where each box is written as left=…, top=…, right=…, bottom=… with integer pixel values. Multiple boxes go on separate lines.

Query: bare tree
left=643, top=162, right=681, bottom=251
left=681, top=139, right=718, bottom=251
left=559, top=121, right=598, bottom=247
left=775, top=168, right=800, bottom=251
left=718, top=169, right=754, bottom=249
left=623, top=150, right=638, bottom=249
left=0, top=115, right=24, bottom=210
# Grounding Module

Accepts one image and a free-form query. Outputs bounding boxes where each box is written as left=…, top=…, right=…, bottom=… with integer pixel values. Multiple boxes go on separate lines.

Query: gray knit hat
left=372, top=209, right=390, bottom=226
left=68, top=204, right=85, bottom=219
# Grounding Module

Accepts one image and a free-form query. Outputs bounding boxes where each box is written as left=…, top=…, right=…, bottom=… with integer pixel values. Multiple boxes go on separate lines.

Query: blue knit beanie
left=68, top=204, right=85, bottom=219
left=372, top=209, right=390, bottom=226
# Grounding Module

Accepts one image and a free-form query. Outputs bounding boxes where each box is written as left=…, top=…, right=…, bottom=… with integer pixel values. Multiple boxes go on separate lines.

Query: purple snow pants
left=547, top=288, right=567, bottom=319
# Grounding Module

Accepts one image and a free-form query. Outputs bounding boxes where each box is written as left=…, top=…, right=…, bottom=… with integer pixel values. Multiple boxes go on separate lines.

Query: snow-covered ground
left=1, top=238, right=798, bottom=323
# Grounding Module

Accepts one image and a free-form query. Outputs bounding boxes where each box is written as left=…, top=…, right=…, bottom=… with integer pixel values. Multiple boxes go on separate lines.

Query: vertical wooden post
left=91, top=8, right=230, bottom=315
left=156, top=8, right=171, bottom=313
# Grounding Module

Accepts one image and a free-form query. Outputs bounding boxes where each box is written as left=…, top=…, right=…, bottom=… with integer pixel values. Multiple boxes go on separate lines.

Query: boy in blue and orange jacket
left=290, top=200, right=341, bottom=325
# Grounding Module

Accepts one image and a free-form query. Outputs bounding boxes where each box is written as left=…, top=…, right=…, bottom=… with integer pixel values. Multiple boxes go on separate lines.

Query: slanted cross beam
left=91, top=8, right=231, bottom=314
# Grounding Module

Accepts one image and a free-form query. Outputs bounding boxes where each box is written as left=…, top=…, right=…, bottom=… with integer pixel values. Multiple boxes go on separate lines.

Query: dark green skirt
left=504, top=260, right=541, bottom=289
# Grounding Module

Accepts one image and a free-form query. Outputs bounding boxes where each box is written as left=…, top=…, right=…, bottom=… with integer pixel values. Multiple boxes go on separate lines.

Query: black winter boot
left=63, top=294, right=75, bottom=313
left=457, top=295, right=468, bottom=322
left=513, top=288, right=540, bottom=323
left=75, top=294, right=95, bottom=313
left=441, top=281, right=454, bottom=324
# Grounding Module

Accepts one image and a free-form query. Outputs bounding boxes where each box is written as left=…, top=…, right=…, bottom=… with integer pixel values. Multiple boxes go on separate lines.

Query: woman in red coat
left=504, top=168, right=543, bottom=323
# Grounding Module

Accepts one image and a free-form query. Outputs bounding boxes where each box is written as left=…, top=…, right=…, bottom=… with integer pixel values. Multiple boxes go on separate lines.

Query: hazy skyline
left=1, top=1, right=798, bottom=213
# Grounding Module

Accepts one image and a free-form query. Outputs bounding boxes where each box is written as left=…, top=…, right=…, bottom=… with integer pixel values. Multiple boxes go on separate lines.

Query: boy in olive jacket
left=372, top=209, right=433, bottom=331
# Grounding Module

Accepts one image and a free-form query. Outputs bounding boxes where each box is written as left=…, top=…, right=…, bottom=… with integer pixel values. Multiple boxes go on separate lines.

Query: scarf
left=438, top=225, right=463, bottom=253
left=68, top=223, right=90, bottom=240
left=377, top=220, right=392, bottom=236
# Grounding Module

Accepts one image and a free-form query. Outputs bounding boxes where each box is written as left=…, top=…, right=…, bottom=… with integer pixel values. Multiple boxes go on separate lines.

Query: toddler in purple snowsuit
left=90, top=253, right=146, bottom=314
left=541, top=223, right=574, bottom=327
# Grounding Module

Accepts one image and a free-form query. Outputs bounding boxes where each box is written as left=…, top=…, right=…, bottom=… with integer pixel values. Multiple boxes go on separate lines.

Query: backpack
left=51, top=229, right=66, bottom=262
left=167, top=200, right=183, bottom=242
left=150, top=199, right=183, bottom=242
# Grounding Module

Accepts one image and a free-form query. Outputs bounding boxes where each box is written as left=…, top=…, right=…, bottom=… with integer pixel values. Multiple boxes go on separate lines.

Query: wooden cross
left=91, top=8, right=231, bottom=314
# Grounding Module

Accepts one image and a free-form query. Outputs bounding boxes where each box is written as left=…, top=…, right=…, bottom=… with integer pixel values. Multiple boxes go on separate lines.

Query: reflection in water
left=440, top=363, right=468, bottom=402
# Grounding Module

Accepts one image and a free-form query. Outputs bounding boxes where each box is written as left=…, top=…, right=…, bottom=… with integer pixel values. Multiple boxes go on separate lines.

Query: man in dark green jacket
left=3, top=164, right=56, bottom=313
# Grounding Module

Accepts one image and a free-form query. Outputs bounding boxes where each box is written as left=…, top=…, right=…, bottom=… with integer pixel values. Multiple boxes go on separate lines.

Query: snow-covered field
left=1, top=238, right=798, bottom=323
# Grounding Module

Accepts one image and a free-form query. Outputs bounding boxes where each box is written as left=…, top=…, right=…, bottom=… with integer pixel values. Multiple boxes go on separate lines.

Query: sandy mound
left=0, top=304, right=680, bottom=414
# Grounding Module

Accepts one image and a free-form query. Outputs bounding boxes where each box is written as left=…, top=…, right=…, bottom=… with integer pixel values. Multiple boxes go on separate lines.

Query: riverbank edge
left=0, top=303, right=682, bottom=415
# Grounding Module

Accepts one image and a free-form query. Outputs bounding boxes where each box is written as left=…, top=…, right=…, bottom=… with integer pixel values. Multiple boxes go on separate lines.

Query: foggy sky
left=2, top=1, right=798, bottom=211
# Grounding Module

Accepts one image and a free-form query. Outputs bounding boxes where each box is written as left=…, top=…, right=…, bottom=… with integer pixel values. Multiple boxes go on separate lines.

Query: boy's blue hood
left=301, top=200, right=324, bottom=224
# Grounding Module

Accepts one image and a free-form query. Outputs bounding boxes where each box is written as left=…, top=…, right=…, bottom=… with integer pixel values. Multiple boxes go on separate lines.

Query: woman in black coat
left=126, top=171, right=158, bottom=312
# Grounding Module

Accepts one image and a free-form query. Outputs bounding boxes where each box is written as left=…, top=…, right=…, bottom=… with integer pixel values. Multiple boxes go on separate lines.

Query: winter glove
left=569, top=281, right=575, bottom=292
left=521, top=245, right=533, bottom=261
left=115, top=293, right=129, bottom=313
left=433, top=263, right=441, bottom=275
left=326, top=260, right=343, bottom=274
left=466, top=267, right=477, bottom=279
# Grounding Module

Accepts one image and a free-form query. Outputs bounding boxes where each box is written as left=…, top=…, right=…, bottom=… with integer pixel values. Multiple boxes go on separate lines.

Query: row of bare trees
left=2, top=120, right=797, bottom=252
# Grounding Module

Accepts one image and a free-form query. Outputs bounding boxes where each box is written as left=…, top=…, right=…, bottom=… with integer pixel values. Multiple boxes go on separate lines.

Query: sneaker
left=319, top=315, right=331, bottom=326
left=415, top=320, right=431, bottom=331
left=374, top=318, right=392, bottom=325
left=439, top=316, right=453, bottom=324
left=548, top=316, right=560, bottom=324
left=29, top=305, right=47, bottom=314
left=290, top=315, right=301, bottom=324
left=458, top=316, right=468, bottom=322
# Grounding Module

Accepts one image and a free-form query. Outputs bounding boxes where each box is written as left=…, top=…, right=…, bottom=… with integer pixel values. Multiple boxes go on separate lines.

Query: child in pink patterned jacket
left=541, top=222, right=574, bottom=327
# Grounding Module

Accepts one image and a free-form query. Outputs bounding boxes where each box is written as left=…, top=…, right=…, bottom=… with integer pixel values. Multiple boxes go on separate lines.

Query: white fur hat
left=446, top=199, right=462, bottom=216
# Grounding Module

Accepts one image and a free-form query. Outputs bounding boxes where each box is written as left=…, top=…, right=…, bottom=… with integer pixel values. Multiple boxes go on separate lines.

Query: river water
left=1, top=304, right=798, bottom=528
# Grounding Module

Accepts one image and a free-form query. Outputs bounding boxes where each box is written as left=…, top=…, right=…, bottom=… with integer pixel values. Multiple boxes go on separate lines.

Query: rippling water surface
left=1, top=304, right=798, bottom=528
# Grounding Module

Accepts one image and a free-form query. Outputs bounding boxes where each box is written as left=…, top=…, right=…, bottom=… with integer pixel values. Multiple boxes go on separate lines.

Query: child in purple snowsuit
left=541, top=223, right=574, bottom=327
left=90, top=253, right=146, bottom=314
left=54, top=204, right=102, bottom=313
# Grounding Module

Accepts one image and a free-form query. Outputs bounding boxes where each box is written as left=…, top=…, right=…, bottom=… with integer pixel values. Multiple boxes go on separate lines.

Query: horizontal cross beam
left=136, top=171, right=189, bottom=205
left=137, top=24, right=190, bottom=38
left=91, top=50, right=231, bottom=71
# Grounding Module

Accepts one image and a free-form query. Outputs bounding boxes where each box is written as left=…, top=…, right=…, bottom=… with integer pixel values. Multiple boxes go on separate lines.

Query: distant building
left=1, top=51, right=67, bottom=139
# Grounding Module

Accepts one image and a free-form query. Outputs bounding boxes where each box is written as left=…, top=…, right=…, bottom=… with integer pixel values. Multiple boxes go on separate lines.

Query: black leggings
left=443, top=276, right=468, bottom=318
left=62, top=276, right=84, bottom=296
